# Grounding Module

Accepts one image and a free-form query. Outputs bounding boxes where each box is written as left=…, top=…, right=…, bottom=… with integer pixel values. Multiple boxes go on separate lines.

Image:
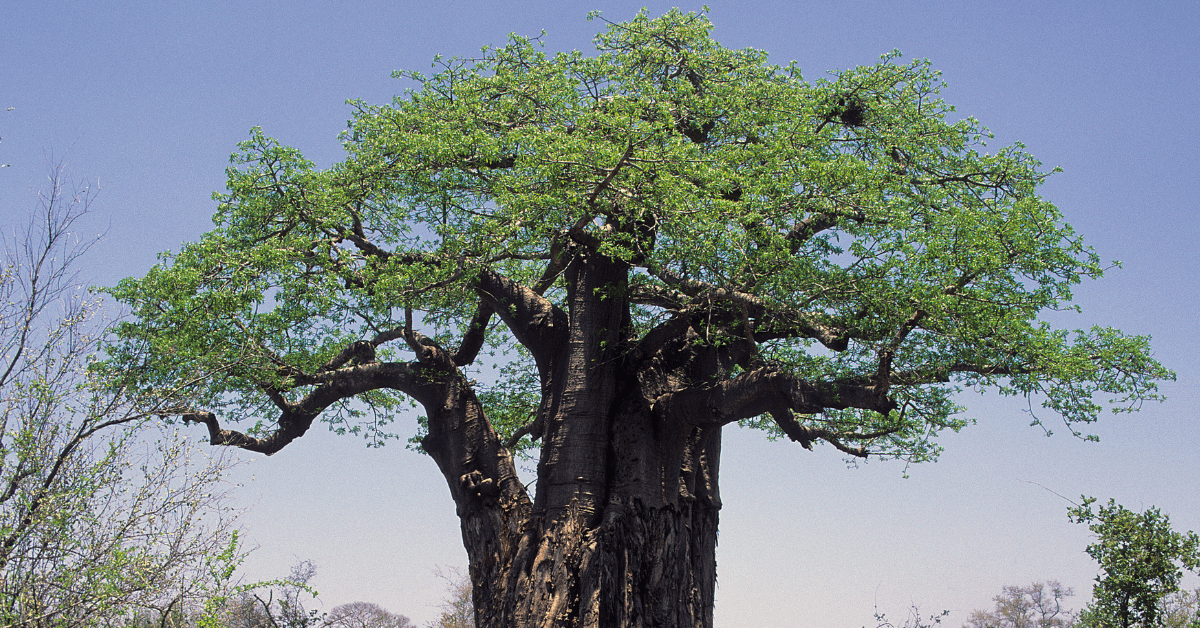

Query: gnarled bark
left=423, top=250, right=725, bottom=628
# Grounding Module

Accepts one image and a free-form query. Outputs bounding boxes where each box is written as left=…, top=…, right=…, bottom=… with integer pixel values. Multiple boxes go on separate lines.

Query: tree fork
left=420, top=251, right=726, bottom=627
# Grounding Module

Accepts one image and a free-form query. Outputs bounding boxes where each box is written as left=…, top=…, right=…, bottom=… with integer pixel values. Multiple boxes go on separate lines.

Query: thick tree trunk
left=453, top=429, right=722, bottom=628
left=419, top=250, right=727, bottom=628
left=421, top=376, right=723, bottom=628
left=505, top=492, right=719, bottom=628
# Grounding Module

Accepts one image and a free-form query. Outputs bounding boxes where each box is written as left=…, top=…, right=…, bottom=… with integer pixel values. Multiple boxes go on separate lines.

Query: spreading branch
left=183, top=360, right=432, bottom=455
left=653, top=367, right=894, bottom=431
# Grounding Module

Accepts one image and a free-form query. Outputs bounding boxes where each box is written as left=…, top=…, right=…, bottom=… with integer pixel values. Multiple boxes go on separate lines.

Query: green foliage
left=197, top=551, right=322, bottom=628
left=106, top=9, right=1170, bottom=460
left=1070, top=498, right=1200, bottom=628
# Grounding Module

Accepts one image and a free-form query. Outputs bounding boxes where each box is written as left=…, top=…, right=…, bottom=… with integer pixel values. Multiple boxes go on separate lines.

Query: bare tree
left=325, top=602, right=413, bottom=628
left=870, top=605, right=949, bottom=628
left=0, top=165, right=239, bottom=627
left=965, top=582, right=1076, bottom=628
left=427, top=568, right=471, bottom=628
left=1160, top=588, right=1200, bottom=628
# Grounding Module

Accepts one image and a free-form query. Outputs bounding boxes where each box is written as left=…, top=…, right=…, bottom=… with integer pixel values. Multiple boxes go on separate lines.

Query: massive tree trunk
left=418, top=250, right=725, bottom=628
left=448, top=432, right=721, bottom=628
left=430, top=399, right=722, bottom=628
left=496, top=488, right=720, bottom=628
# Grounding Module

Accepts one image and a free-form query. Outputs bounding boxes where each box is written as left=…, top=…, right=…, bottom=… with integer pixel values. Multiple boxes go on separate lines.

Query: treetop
left=106, top=9, right=1171, bottom=461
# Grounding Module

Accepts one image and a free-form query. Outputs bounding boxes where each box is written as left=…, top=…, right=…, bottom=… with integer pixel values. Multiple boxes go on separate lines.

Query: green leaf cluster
left=1071, top=498, right=1200, bottom=628
left=105, top=9, right=1170, bottom=458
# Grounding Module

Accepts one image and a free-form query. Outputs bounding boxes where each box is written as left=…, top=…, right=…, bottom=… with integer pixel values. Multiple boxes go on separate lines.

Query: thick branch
left=503, top=421, right=536, bottom=450
left=474, top=268, right=567, bottom=367
left=630, top=314, right=694, bottom=368
left=653, top=367, right=895, bottom=431
left=749, top=308, right=852, bottom=352
left=629, top=282, right=689, bottom=310
left=644, top=263, right=769, bottom=307
left=317, top=339, right=376, bottom=372
left=785, top=206, right=867, bottom=252
left=183, top=360, right=433, bottom=455
left=638, top=266, right=852, bottom=351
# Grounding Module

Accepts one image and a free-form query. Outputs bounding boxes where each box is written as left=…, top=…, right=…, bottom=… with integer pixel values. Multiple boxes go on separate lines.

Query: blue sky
left=2, top=1, right=1198, bottom=626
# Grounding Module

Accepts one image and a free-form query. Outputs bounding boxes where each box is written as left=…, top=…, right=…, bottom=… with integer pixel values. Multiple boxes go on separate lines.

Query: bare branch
left=770, top=409, right=898, bottom=458
left=653, top=367, right=894, bottom=431
left=184, top=360, right=431, bottom=455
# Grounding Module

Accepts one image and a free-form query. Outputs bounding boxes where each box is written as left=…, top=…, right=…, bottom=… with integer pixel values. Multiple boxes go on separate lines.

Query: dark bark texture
left=432, top=250, right=726, bottom=628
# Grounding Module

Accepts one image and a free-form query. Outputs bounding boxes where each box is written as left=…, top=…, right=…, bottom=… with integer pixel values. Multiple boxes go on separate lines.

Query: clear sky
left=2, top=1, right=1198, bottom=626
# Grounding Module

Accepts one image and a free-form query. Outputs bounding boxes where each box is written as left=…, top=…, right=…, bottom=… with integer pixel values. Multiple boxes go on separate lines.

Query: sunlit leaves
left=1070, top=498, right=1200, bottom=628
left=106, top=9, right=1169, bottom=459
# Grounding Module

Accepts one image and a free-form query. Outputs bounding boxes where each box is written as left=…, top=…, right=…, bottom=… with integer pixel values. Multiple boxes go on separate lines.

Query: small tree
left=0, top=166, right=239, bottom=627
left=1069, top=498, right=1200, bottom=628
left=964, top=581, right=1076, bottom=628
left=427, top=568, right=472, bottom=628
left=1160, top=589, right=1200, bottom=628
left=325, top=602, right=413, bottom=628
left=207, top=560, right=322, bottom=628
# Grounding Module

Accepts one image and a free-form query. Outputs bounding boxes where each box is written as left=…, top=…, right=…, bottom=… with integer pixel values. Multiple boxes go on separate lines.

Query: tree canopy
left=109, top=10, right=1167, bottom=459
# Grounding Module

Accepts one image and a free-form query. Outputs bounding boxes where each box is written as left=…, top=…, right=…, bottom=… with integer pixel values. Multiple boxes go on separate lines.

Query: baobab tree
left=107, top=10, right=1171, bottom=628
